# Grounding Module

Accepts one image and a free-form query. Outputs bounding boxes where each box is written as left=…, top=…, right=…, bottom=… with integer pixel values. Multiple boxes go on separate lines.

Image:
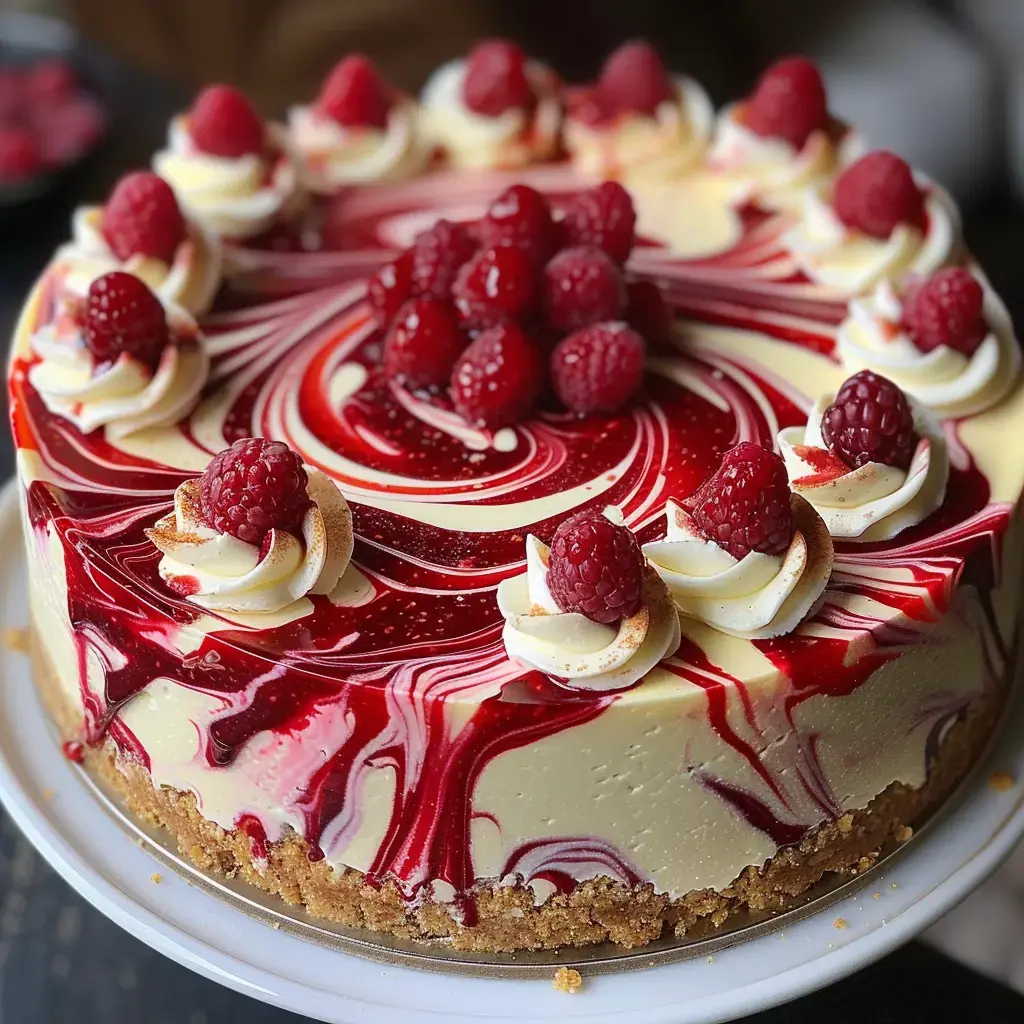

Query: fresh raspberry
left=81, top=271, right=169, bottom=368
left=199, top=437, right=310, bottom=545
left=478, top=184, right=556, bottom=265
left=560, top=181, right=637, bottom=265
left=32, top=96, right=106, bottom=166
left=625, top=279, right=672, bottom=344
left=102, top=171, right=186, bottom=264
left=367, top=250, right=413, bottom=327
left=596, top=40, right=674, bottom=117
left=0, top=126, right=41, bottom=181
left=189, top=84, right=265, bottom=158
left=450, top=321, right=543, bottom=428
left=410, top=219, right=478, bottom=301
left=833, top=151, right=925, bottom=240
left=551, top=322, right=645, bottom=414
left=821, top=371, right=919, bottom=471
left=384, top=298, right=465, bottom=389
left=318, top=54, right=392, bottom=129
left=744, top=56, right=828, bottom=150
left=903, top=267, right=987, bottom=356
left=542, top=246, right=624, bottom=333
left=25, top=57, right=78, bottom=105
left=546, top=512, right=645, bottom=624
left=0, top=68, right=25, bottom=120
left=689, top=442, right=794, bottom=560
left=452, top=244, right=539, bottom=329
left=462, top=39, right=533, bottom=117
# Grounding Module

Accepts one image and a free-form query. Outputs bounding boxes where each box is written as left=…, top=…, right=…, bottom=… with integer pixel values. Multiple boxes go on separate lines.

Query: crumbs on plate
left=833, top=917, right=847, bottom=930
left=150, top=873, right=162, bottom=884
left=989, top=772, right=1015, bottom=792
left=2, top=627, right=30, bottom=654
left=552, top=967, right=583, bottom=994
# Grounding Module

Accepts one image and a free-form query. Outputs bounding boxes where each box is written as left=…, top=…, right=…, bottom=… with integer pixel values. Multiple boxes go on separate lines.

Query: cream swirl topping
left=836, top=278, right=1021, bottom=419
left=643, top=496, right=833, bottom=640
left=28, top=300, right=208, bottom=439
left=154, top=119, right=304, bottom=240
left=57, top=206, right=222, bottom=316
left=497, top=527, right=680, bottom=692
left=783, top=179, right=959, bottom=294
left=564, top=76, right=713, bottom=182
left=147, top=469, right=354, bottom=620
left=419, top=59, right=561, bottom=170
left=287, top=97, right=428, bottom=192
left=779, top=396, right=949, bottom=542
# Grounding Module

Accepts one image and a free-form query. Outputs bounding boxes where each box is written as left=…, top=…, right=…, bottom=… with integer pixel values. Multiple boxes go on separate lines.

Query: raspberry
left=551, top=322, right=645, bottom=414
left=744, top=56, right=828, bottom=150
left=366, top=251, right=413, bottom=326
left=821, top=371, right=918, bottom=471
left=450, top=322, right=543, bottom=428
left=596, top=40, right=674, bottom=117
left=189, top=84, right=265, bottom=158
left=0, top=126, right=41, bottom=181
left=478, top=184, right=556, bottom=265
left=625, top=279, right=672, bottom=344
left=81, top=271, right=169, bottom=368
left=543, top=246, right=624, bottom=333
left=318, top=54, right=392, bottom=129
left=25, top=57, right=78, bottom=104
left=452, top=244, right=539, bottom=329
left=199, top=437, right=310, bottom=545
left=689, top=442, right=794, bottom=560
left=833, top=151, right=925, bottom=240
left=547, top=512, right=645, bottom=624
left=410, top=219, right=477, bottom=300
left=384, top=298, right=465, bottom=389
left=462, top=39, right=532, bottom=117
left=560, top=181, right=636, bottom=265
left=102, top=171, right=186, bottom=264
left=903, top=267, right=987, bottom=356
left=32, top=96, right=106, bottom=166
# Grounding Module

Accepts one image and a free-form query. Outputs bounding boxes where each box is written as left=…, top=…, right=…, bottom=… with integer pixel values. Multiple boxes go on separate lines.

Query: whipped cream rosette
left=147, top=469, right=355, bottom=623
left=497, top=520, right=680, bottom=692
left=57, top=204, right=222, bottom=317
left=154, top=119, right=304, bottom=241
left=643, top=497, right=833, bottom=640
left=419, top=58, right=561, bottom=170
left=837, top=278, right=1021, bottom=419
left=779, top=395, right=949, bottom=543
left=27, top=298, right=208, bottom=440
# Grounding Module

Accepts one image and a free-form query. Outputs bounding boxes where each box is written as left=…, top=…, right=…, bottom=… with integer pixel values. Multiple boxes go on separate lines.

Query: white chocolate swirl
left=57, top=206, right=222, bottom=317
left=154, top=119, right=304, bottom=240
left=497, top=531, right=680, bottom=692
left=147, top=469, right=354, bottom=621
left=419, top=59, right=561, bottom=170
left=28, top=301, right=208, bottom=439
left=564, top=76, right=713, bottom=182
left=779, top=395, right=949, bottom=542
left=643, top=496, right=833, bottom=640
left=837, top=278, right=1021, bottom=419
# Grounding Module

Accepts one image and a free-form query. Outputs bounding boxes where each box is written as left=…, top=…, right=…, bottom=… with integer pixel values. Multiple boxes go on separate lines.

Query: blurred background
left=3, top=0, right=1024, bottom=1020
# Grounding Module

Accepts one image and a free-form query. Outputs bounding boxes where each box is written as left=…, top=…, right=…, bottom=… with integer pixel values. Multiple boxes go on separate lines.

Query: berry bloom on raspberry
left=551, top=322, right=645, bottom=414
left=450, top=321, right=544, bottom=429
left=903, top=267, right=987, bottom=357
left=560, top=181, right=637, bottom=265
left=410, top=219, right=478, bottom=301
left=821, top=370, right=919, bottom=471
left=199, top=437, right=310, bottom=545
left=689, top=442, right=794, bottom=560
left=547, top=511, right=646, bottom=624
left=81, top=271, right=169, bottom=369
left=384, top=298, right=465, bottom=389
left=189, top=84, right=265, bottom=158
left=318, top=54, right=392, bottom=129
left=744, top=56, right=828, bottom=150
left=543, top=246, right=624, bottom=333
left=833, top=151, right=925, bottom=240
left=462, top=39, right=533, bottom=116
left=596, top=40, right=674, bottom=118
left=367, top=251, right=414, bottom=327
left=478, top=184, right=556, bottom=265
left=102, top=170, right=186, bottom=264
left=452, top=243, right=539, bottom=329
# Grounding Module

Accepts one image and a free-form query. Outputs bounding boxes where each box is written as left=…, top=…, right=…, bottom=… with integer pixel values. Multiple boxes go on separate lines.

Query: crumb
left=2, top=627, right=30, bottom=654
left=707, top=955, right=714, bottom=964
left=894, top=825, right=913, bottom=843
left=552, top=967, right=583, bottom=994
left=873, top=892, right=880, bottom=900
left=150, top=873, right=162, bottom=884
left=989, top=772, right=1015, bottom=792
left=271, top=921, right=281, bottom=931
left=891, top=882, right=899, bottom=890
left=836, top=813, right=853, bottom=834
left=833, top=917, right=847, bottom=930
left=42, top=788, right=54, bottom=801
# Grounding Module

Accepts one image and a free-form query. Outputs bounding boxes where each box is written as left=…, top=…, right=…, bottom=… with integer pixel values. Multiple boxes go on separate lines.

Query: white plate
left=0, top=475, right=1023, bottom=1024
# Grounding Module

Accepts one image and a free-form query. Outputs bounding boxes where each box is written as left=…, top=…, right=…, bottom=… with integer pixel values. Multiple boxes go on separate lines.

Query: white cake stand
left=1, top=477, right=1022, bottom=1024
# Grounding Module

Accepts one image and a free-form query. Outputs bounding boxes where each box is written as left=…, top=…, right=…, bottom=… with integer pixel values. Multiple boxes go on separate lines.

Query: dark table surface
left=2, top=52, right=1024, bottom=1024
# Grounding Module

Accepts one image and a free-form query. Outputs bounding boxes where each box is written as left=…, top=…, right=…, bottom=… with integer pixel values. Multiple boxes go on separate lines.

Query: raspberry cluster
left=370, top=180, right=669, bottom=429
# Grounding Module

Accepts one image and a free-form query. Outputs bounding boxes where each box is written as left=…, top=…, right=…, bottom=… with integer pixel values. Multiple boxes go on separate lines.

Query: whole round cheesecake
left=9, top=44, right=1024, bottom=954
